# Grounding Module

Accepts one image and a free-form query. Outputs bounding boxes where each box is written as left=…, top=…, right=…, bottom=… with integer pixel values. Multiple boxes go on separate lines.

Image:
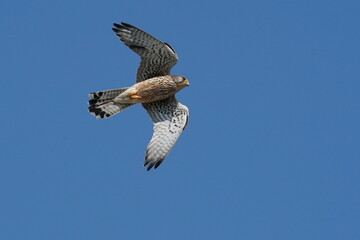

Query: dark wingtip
left=113, top=22, right=136, bottom=30
left=146, top=162, right=155, bottom=171
left=154, top=161, right=162, bottom=169
left=120, top=22, right=135, bottom=28
left=113, top=23, right=122, bottom=28
left=144, top=151, right=150, bottom=166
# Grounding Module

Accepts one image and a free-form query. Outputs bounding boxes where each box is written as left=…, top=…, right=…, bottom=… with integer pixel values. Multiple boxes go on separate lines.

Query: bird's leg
left=127, top=89, right=142, bottom=99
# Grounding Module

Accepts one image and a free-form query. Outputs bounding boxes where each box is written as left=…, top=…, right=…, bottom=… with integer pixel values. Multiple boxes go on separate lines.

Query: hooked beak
left=184, top=79, right=190, bottom=86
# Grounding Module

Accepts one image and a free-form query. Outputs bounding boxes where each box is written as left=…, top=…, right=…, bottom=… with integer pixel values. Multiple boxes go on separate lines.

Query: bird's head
left=172, top=76, right=190, bottom=89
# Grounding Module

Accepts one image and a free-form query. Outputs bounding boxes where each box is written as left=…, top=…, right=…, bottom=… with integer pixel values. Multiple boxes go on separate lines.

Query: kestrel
left=88, top=22, right=189, bottom=171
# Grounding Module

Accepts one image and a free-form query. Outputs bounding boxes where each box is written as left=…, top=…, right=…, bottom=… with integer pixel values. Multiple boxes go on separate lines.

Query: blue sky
left=1, top=0, right=359, bottom=239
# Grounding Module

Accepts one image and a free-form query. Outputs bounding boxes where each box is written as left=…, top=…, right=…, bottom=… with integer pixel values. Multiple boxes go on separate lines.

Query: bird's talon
left=128, top=90, right=142, bottom=99
left=130, top=94, right=142, bottom=99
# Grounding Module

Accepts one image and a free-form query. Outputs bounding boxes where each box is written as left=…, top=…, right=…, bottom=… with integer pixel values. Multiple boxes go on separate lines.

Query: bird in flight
left=88, top=22, right=189, bottom=171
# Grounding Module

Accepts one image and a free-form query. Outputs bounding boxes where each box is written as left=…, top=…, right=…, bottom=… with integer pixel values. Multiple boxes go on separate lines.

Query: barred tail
left=87, top=88, right=135, bottom=119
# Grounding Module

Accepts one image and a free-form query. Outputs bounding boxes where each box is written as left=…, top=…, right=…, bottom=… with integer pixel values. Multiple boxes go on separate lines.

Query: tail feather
left=88, top=87, right=135, bottom=119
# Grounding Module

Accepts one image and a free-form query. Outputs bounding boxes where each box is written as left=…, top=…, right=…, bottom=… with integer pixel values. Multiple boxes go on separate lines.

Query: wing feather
left=112, top=22, right=178, bottom=82
left=143, top=97, right=189, bottom=170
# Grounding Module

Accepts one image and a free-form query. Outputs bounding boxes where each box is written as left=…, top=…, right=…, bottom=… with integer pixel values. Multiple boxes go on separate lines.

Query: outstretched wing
left=112, top=22, right=178, bottom=82
left=143, top=97, right=189, bottom=171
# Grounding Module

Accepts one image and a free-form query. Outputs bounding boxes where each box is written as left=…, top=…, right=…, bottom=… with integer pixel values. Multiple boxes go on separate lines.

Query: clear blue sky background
left=1, top=0, right=359, bottom=239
